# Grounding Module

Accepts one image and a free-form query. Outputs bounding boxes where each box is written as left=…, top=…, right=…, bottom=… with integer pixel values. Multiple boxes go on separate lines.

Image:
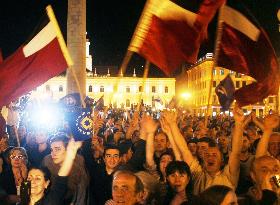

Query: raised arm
left=161, top=110, right=194, bottom=165
left=142, top=114, right=158, bottom=168
left=160, top=116, right=182, bottom=161
left=58, top=138, right=82, bottom=176
left=125, top=111, right=139, bottom=140
left=255, top=113, right=279, bottom=158
left=251, top=111, right=265, bottom=131
left=228, top=106, right=244, bottom=176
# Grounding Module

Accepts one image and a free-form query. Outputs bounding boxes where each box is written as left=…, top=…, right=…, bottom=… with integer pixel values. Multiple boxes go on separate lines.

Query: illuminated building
left=179, top=53, right=279, bottom=116
left=31, top=39, right=175, bottom=109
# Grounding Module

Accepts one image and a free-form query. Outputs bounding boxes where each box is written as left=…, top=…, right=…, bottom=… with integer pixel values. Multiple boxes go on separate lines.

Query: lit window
left=126, top=86, right=130, bottom=93
left=165, top=86, right=168, bottom=93
left=212, top=69, right=216, bottom=75
left=213, top=81, right=216, bottom=88
left=236, top=81, right=240, bottom=88
left=59, top=85, right=63, bottom=92
left=88, top=85, right=92, bottom=92
left=100, top=86, right=104, bottom=92
left=152, top=86, right=156, bottom=93
left=269, top=97, right=274, bottom=103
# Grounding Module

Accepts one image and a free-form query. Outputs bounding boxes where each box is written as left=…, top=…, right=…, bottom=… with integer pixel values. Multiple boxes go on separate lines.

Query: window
left=236, top=81, right=240, bottom=88
left=139, top=86, right=143, bottom=92
left=235, top=73, right=241, bottom=78
left=213, top=81, right=216, bottom=88
left=212, top=69, right=216, bottom=75
left=46, top=85, right=50, bottom=92
left=269, top=97, right=274, bottom=103
left=59, top=85, right=63, bottom=92
left=126, top=86, right=130, bottom=93
left=88, top=85, right=92, bottom=92
left=100, top=86, right=104, bottom=92
left=126, top=99, right=130, bottom=107
left=220, top=69, right=224, bottom=75
left=165, top=86, right=168, bottom=93
left=152, top=86, right=156, bottom=93
left=242, top=81, right=246, bottom=87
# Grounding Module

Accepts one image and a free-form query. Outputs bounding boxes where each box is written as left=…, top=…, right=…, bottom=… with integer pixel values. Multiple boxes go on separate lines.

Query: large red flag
left=129, top=0, right=224, bottom=76
left=0, top=6, right=72, bottom=108
left=217, top=5, right=280, bottom=107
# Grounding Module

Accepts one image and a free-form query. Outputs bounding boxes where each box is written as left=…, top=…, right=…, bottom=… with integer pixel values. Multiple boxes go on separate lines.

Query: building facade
left=32, top=73, right=176, bottom=109
left=180, top=53, right=279, bottom=116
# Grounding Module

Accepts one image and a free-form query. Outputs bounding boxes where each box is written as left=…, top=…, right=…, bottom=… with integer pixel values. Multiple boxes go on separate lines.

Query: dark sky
left=0, top=0, right=279, bottom=77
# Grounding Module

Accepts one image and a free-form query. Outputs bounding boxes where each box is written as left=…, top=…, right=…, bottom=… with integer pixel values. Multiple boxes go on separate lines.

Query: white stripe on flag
left=155, top=0, right=196, bottom=25
left=128, top=0, right=197, bottom=52
left=222, top=5, right=260, bottom=41
left=23, top=22, right=57, bottom=57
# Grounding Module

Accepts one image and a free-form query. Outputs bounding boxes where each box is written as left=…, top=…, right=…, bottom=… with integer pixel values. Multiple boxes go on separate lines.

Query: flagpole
left=206, top=4, right=225, bottom=121
left=46, top=5, right=86, bottom=108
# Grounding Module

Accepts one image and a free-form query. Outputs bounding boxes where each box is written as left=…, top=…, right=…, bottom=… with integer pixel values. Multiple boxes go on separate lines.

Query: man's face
left=268, top=134, right=280, bottom=158
left=218, top=136, right=229, bottom=149
left=197, top=142, right=209, bottom=159
left=104, top=149, right=120, bottom=170
left=241, top=136, right=250, bottom=152
left=188, top=143, right=197, bottom=156
left=183, top=127, right=193, bottom=139
left=112, top=173, right=140, bottom=205
left=167, top=171, right=190, bottom=193
left=50, top=141, right=66, bottom=165
left=203, top=147, right=222, bottom=174
left=251, top=157, right=280, bottom=191
left=154, top=133, right=168, bottom=153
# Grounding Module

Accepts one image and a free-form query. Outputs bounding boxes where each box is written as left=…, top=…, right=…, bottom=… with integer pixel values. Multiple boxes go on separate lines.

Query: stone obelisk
left=66, top=0, right=86, bottom=98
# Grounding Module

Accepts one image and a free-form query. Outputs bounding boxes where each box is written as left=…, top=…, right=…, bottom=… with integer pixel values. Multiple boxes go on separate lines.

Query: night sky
left=0, top=0, right=279, bottom=77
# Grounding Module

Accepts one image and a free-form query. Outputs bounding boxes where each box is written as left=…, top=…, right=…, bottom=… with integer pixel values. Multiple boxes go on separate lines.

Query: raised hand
left=140, top=113, right=158, bottom=135
left=233, top=105, right=245, bottom=125
left=66, top=138, right=82, bottom=160
left=263, top=113, right=279, bottom=131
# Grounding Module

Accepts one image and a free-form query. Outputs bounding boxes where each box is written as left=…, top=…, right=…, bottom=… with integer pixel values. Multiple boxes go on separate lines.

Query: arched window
left=100, top=86, right=104, bottom=92
left=89, top=85, right=93, bottom=92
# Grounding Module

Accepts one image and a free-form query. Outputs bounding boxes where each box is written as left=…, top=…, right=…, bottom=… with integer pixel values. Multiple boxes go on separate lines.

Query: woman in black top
left=19, top=138, right=82, bottom=205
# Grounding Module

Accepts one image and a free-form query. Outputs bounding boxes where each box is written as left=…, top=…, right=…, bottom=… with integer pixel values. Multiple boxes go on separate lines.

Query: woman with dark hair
left=164, top=161, right=194, bottom=205
left=198, top=185, right=238, bottom=205
left=18, top=138, right=82, bottom=205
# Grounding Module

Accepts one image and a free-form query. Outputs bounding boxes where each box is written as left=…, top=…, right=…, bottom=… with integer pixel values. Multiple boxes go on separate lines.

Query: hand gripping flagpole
left=206, top=3, right=225, bottom=122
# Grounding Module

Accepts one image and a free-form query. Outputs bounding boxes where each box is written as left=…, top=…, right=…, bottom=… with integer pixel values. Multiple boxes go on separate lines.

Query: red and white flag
left=0, top=6, right=72, bottom=108
left=129, top=0, right=224, bottom=76
left=217, top=5, right=280, bottom=107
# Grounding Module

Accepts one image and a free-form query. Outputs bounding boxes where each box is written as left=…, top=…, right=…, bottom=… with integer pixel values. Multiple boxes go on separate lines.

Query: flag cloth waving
left=216, top=4, right=280, bottom=107
left=0, top=6, right=72, bottom=108
left=128, top=0, right=225, bottom=76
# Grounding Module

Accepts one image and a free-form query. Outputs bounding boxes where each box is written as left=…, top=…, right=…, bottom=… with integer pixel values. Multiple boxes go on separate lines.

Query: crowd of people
left=0, top=104, right=279, bottom=205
